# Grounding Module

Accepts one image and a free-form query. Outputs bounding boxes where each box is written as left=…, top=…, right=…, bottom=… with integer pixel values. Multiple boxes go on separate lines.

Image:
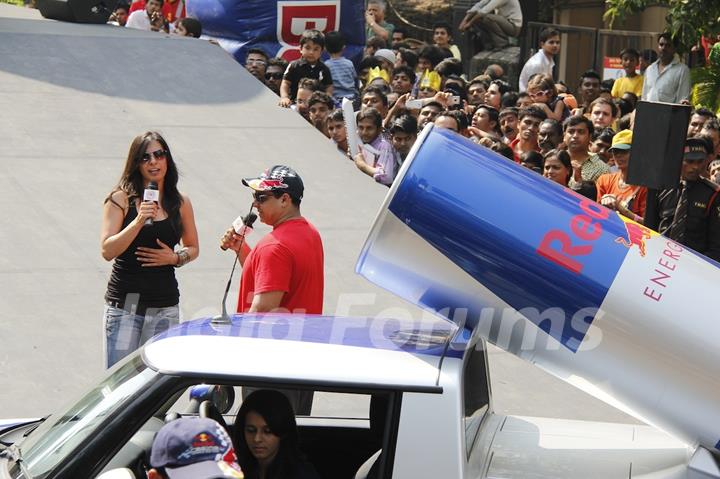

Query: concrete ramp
left=0, top=4, right=635, bottom=426
left=0, top=4, right=396, bottom=414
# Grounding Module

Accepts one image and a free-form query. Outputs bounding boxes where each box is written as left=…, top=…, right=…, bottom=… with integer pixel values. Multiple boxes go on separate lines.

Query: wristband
left=175, top=248, right=190, bottom=268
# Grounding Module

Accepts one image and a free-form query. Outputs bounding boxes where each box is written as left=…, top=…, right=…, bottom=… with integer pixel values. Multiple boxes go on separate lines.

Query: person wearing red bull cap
left=220, top=165, right=323, bottom=414
left=596, top=129, right=647, bottom=223
left=220, top=165, right=323, bottom=316
left=147, top=417, right=244, bottom=478
left=648, top=137, right=720, bottom=261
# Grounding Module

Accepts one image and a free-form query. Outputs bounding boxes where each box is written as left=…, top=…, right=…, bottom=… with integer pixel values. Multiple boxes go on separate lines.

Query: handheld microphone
left=213, top=207, right=257, bottom=324
left=220, top=212, right=257, bottom=251
left=143, top=181, right=159, bottom=226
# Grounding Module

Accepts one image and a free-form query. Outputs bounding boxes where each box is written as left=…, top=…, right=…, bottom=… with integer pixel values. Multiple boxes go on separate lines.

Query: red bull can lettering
left=356, top=125, right=720, bottom=454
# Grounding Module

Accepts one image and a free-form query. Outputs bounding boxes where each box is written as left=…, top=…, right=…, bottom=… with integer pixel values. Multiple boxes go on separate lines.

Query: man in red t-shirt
left=221, top=165, right=323, bottom=415
left=221, top=165, right=324, bottom=314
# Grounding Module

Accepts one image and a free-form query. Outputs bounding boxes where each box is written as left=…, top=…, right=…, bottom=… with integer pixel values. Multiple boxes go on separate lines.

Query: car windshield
left=17, top=356, right=158, bottom=477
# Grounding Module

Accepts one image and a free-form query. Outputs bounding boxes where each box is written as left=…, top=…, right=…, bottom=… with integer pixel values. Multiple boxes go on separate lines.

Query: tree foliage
left=604, top=0, right=720, bottom=50
left=690, top=43, right=720, bottom=112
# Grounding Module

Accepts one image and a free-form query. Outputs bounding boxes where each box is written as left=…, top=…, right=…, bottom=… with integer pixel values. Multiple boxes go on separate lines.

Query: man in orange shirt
left=596, top=130, right=647, bottom=223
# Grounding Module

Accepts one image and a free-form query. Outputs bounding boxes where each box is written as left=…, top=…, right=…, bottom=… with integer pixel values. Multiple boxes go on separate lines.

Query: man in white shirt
left=126, top=0, right=165, bottom=31
left=518, top=27, right=560, bottom=92
left=458, top=0, right=523, bottom=51
left=642, top=32, right=691, bottom=104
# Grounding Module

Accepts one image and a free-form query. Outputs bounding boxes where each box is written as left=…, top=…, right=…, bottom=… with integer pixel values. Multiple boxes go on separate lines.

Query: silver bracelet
left=175, top=248, right=190, bottom=268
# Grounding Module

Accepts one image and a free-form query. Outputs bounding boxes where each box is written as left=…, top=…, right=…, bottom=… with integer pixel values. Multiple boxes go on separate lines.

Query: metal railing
left=596, top=28, right=660, bottom=79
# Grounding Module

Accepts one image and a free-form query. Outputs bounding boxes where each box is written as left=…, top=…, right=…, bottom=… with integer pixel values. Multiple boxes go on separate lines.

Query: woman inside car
left=100, top=131, right=199, bottom=368
left=234, top=390, right=320, bottom=479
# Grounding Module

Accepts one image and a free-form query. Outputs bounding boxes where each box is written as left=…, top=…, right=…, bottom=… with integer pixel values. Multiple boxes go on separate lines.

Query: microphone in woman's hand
left=220, top=212, right=257, bottom=250
left=143, top=181, right=159, bottom=226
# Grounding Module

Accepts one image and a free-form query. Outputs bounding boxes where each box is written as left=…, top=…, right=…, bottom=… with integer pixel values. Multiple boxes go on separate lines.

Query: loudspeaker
left=627, top=100, right=691, bottom=190
left=36, top=0, right=117, bottom=23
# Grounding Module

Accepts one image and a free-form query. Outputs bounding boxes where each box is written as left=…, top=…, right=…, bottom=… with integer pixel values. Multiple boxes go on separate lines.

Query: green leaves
left=691, top=65, right=720, bottom=112
left=605, top=0, right=720, bottom=51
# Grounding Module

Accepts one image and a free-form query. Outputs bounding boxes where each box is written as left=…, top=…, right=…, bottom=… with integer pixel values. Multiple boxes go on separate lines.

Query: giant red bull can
left=356, top=125, right=720, bottom=454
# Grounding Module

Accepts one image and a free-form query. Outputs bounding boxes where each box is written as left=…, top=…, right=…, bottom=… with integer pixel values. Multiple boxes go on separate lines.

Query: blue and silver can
left=356, top=125, right=720, bottom=453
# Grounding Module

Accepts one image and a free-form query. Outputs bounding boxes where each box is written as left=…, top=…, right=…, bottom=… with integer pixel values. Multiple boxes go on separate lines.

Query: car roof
left=142, top=314, right=468, bottom=391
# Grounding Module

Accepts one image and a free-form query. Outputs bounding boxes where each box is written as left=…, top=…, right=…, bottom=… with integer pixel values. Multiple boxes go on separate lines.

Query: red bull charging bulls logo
left=615, top=217, right=657, bottom=257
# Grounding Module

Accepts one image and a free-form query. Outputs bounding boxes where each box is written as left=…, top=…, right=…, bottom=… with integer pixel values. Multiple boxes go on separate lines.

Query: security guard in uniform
left=652, top=137, right=720, bottom=261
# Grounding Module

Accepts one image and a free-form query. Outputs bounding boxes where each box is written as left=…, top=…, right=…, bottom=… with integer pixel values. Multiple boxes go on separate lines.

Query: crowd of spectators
left=241, top=4, right=720, bottom=259
left=107, top=0, right=202, bottom=37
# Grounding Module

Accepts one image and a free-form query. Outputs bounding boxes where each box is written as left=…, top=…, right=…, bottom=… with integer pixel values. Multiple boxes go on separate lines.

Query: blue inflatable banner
left=187, top=0, right=365, bottom=64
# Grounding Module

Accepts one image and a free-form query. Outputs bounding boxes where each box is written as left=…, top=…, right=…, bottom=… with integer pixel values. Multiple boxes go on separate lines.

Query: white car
left=0, top=312, right=703, bottom=479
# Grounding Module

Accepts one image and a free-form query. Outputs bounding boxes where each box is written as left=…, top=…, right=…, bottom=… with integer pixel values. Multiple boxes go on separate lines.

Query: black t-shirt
left=105, top=203, right=181, bottom=308
left=283, top=58, right=333, bottom=100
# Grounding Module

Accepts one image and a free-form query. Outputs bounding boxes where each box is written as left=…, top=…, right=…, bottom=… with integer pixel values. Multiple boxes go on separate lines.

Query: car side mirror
left=97, top=468, right=136, bottom=479
left=187, top=385, right=236, bottom=414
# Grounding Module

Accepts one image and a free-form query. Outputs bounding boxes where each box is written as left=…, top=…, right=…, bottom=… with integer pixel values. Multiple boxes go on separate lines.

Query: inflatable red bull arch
left=187, top=0, right=366, bottom=64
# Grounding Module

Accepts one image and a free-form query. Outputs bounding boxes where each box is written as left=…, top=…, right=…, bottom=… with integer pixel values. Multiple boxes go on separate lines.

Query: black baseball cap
left=242, top=165, right=304, bottom=200
left=684, top=138, right=711, bottom=161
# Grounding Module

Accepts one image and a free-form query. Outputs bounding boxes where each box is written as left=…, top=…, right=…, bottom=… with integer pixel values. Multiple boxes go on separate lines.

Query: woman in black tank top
left=100, top=131, right=199, bottom=368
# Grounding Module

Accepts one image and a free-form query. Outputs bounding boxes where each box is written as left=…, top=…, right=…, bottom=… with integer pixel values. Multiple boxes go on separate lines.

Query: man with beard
left=538, top=118, right=562, bottom=156
left=244, top=48, right=269, bottom=82
left=499, top=107, right=518, bottom=144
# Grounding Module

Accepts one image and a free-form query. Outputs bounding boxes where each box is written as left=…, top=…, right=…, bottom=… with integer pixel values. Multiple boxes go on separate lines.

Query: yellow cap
left=610, top=129, right=633, bottom=150
left=367, top=67, right=390, bottom=85
left=419, top=70, right=441, bottom=92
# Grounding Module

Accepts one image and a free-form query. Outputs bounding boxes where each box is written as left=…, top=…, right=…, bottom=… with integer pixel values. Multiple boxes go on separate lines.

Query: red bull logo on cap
left=259, top=179, right=288, bottom=189
left=246, top=178, right=288, bottom=191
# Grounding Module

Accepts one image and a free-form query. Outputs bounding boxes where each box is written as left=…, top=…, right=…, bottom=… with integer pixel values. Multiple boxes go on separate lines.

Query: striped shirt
left=325, top=57, right=358, bottom=102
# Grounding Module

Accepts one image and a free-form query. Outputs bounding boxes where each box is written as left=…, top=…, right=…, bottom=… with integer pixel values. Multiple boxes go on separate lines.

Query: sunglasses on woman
left=265, top=72, right=283, bottom=80
left=141, top=149, right=168, bottom=162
